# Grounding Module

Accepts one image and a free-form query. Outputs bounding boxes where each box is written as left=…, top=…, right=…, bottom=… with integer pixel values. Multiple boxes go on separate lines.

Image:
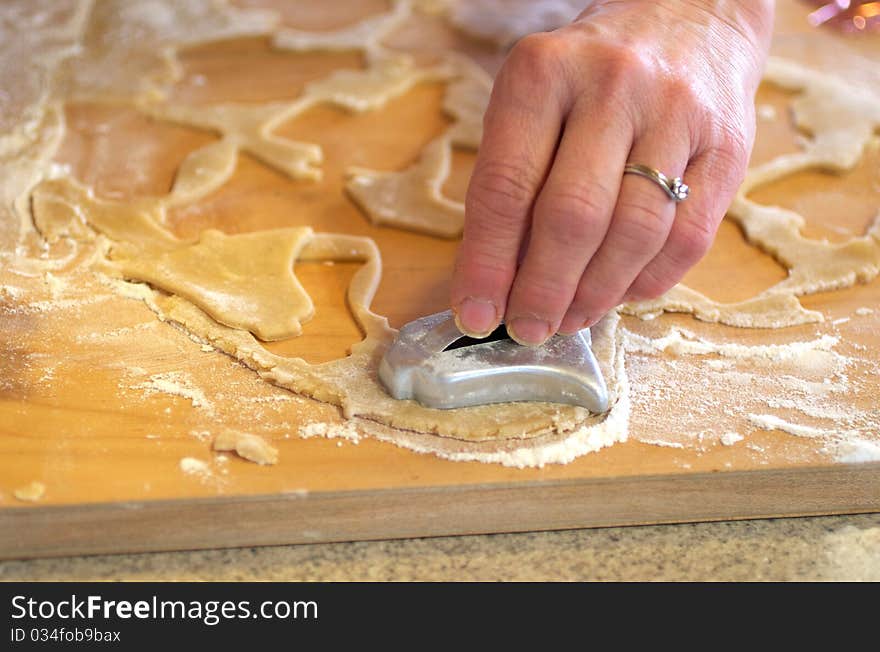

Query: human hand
left=450, top=0, right=774, bottom=345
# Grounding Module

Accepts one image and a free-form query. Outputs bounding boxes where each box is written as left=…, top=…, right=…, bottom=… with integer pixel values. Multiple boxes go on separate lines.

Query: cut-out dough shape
left=142, top=59, right=453, bottom=203
left=346, top=56, right=491, bottom=237
left=33, top=177, right=321, bottom=342
left=32, top=177, right=178, bottom=254
left=347, top=135, right=464, bottom=237
left=118, top=227, right=316, bottom=341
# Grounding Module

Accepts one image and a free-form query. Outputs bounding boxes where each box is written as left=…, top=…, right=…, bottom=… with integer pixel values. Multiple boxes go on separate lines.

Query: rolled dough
left=4, top=0, right=879, bottom=467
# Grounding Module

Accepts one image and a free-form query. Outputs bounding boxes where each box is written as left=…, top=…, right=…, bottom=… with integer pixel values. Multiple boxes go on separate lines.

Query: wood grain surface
left=1, top=0, right=878, bottom=559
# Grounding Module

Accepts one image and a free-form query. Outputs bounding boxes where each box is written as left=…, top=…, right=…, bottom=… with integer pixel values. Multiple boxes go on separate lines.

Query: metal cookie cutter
left=378, top=310, right=609, bottom=413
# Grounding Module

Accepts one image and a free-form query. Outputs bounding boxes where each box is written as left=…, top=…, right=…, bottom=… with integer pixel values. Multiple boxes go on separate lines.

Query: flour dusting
left=132, top=371, right=212, bottom=411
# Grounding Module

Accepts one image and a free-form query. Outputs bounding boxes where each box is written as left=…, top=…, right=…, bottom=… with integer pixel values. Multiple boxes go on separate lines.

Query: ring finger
left=558, top=131, right=691, bottom=333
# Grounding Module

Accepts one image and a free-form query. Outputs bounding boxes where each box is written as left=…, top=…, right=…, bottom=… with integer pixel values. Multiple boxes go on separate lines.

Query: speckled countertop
left=2, top=514, right=879, bottom=581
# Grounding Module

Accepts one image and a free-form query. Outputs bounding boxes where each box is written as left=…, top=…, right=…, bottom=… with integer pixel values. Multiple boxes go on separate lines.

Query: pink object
left=804, top=1, right=880, bottom=32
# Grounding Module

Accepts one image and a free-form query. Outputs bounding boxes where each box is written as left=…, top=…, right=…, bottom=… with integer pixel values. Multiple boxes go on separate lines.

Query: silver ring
left=624, top=164, right=689, bottom=202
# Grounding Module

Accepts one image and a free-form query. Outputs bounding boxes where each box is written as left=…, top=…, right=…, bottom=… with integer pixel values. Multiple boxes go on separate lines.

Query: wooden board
left=2, top=0, right=879, bottom=559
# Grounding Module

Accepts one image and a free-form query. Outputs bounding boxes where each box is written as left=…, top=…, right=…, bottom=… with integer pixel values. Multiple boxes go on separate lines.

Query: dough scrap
left=0, top=0, right=277, bottom=252
left=213, top=431, right=279, bottom=465
left=14, top=481, right=46, bottom=502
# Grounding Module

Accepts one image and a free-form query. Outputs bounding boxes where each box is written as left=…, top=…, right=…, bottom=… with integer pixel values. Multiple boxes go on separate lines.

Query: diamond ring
left=623, top=164, right=689, bottom=202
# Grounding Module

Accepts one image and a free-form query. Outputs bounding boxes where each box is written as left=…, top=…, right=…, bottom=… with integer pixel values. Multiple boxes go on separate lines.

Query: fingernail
left=506, top=316, right=551, bottom=347
left=454, top=297, right=499, bottom=337
left=557, top=321, right=579, bottom=336
left=559, top=314, right=595, bottom=335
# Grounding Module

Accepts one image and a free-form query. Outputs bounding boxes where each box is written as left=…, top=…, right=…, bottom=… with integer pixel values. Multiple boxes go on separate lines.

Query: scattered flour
left=75, top=320, right=156, bottom=343
left=299, top=421, right=362, bottom=444
left=22, top=295, right=110, bottom=312
left=43, top=271, right=66, bottom=297
left=855, top=307, right=874, bottom=316
left=623, top=323, right=880, bottom=466
left=640, top=438, right=685, bottom=449
left=0, top=285, right=24, bottom=300
left=747, top=413, right=828, bottom=439
left=132, top=371, right=212, bottom=411
left=179, top=457, right=209, bottom=475
left=625, top=327, right=840, bottom=365
left=720, top=432, right=744, bottom=446
left=830, top=439, right=880, bottom=464
left=178, top=456, right=226, bottom=486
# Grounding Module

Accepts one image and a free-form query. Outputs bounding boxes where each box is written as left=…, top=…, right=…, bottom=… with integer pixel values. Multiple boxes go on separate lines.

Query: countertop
left=3, top=514, right=879, bottom=581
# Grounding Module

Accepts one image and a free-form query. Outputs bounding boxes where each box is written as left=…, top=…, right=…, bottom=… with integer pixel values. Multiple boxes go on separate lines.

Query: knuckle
left=535, top=187, right=611, bottom=243
left=507, top=32, right=570, bottom=82
left=466, top=159, right=537, bottom=227
left=714, top=126, right=751, bottom=167
left=589, top=45, right=646, bottom=108
left=659, top=77, right=704, bottom=128
left=456, top=249, right=511, bottom=280
left=612, top=200, right=671, bottom=254
left=451, top=249, right=515, bottom=303
left=664, top=74, right=698, bottom=104
left=699, top=118, right=752, bottom=180
left=631, top=267, right=676, bottom=300
left=570, top=277, right=619, bottom=316
left=594, top=42, right=644, bottom=81
left=669, top=219, right=716, bottom=265
left=511, top=274, right=574, bottom=314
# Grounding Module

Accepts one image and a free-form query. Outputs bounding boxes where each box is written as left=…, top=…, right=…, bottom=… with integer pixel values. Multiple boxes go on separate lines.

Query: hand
left=450, top=0, right=774, bottom=345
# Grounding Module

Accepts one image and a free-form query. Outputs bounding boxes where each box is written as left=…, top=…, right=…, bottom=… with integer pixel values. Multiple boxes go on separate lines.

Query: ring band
left=624, top=164, right=689, bottom=202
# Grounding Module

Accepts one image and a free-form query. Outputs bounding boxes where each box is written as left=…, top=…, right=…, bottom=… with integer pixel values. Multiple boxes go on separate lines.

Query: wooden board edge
left=2, top=463, right=879, bottom=560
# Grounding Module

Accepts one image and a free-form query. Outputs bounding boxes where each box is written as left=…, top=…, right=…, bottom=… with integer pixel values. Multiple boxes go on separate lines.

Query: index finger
left=450, top=34, right=571, bottom=337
